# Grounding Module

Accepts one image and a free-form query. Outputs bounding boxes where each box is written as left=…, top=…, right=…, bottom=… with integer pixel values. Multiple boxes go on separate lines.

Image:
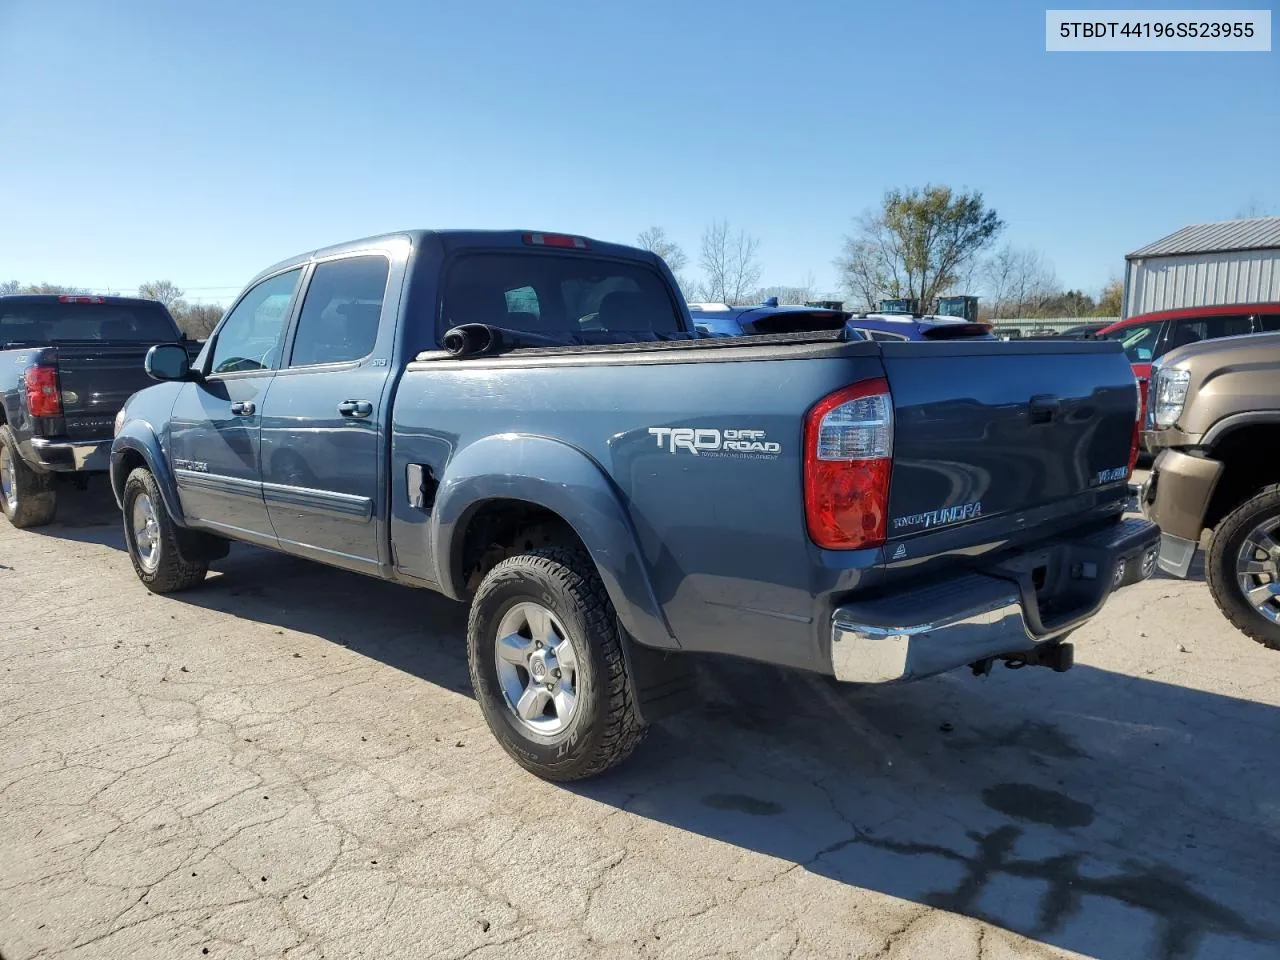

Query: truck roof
left=248, top=229, right=667, bottom=290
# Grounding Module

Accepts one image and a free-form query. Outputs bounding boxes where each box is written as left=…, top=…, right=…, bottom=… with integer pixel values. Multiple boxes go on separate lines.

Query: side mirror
left=145, top=343, right=196, bottom=382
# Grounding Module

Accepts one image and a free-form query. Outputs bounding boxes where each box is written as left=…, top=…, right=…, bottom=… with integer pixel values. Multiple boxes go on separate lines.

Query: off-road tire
left=1206, top=484, right=1280, bottom=650
left=122, top=467, right=209, bottom=593
left=467, top=544, right=649, bottom=781
left=0, top=425, right=57, bottom=528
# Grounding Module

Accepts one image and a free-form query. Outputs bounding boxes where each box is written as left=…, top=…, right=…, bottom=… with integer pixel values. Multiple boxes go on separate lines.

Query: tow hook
left=970, top=642, right=1074, bottom=677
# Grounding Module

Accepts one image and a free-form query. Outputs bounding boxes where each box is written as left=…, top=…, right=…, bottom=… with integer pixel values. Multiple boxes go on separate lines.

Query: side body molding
left=429, top=433, right=678, bottom=651
left=110, top=420, right=187, bottom=526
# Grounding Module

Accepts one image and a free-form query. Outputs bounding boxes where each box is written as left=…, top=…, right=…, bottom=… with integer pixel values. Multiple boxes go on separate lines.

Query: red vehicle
left=1098, top=303, right=1280, bottom=429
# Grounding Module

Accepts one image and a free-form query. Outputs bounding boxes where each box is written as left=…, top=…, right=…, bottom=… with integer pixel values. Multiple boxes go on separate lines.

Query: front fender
left=110, top=423, right=186, bottom=526
left=431, top=433, right=677, bottom=651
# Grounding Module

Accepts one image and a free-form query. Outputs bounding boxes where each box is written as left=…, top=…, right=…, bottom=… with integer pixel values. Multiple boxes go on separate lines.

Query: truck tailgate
left=879, top=339, right=1137, bottom=542
left=52, top=342, right=162, bottom=440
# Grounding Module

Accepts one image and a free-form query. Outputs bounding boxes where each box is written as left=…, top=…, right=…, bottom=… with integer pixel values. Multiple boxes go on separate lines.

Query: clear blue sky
left=1, top=0, right=1276, bottom=304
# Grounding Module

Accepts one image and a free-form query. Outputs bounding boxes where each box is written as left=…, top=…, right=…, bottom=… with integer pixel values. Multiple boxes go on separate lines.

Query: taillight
left=522, top=232, right=588, bottom=249
left=804, top=378, right=893, bottom=550
left=57, top=295, right=105, bottom=304
left=24, top=364, right=62, bottom=417
left=1127, top=377, right=1142, bottom=477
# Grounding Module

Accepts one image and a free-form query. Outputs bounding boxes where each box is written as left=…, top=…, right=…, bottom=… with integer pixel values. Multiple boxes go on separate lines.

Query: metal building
left=1123, top=216, right=1280, bottom=318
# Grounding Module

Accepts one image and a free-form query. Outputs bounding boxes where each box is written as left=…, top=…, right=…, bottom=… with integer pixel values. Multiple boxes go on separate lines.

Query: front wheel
left=1206, top=485, right=1280, bottom=650
left=467, top=544, right=649, bottom=781
left=122, top=467, right=208, bottom=593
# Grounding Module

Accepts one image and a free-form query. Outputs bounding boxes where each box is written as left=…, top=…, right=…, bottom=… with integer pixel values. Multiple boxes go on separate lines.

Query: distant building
left=1124, top=216, right=1280, bottom=318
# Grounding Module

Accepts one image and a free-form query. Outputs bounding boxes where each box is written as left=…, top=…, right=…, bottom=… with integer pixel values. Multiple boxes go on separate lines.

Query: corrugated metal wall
left=1125, top=248, right=1280, bottom=317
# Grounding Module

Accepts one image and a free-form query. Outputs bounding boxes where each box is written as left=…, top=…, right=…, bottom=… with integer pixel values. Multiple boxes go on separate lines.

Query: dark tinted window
left=1164, top=314, right=1255, bottom=352
left=209, top=269, right=302, bottom=375
left=289, top=256, right=389, bottom=367
left=1258, top=314, right=1280, bottom=332
left=0, top=300, right=179, bottom=344
left=1102, top=322, right=1161, bottom=362
left=442, top=254, right=681, bottom=340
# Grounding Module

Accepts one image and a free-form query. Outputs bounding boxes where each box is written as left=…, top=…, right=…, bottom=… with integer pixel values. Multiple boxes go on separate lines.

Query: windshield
left=441, top=253, right=683, bottom=343
left=1101, top=322, right=1160, bottom=363
left=0, top=300, right=179, bottom=344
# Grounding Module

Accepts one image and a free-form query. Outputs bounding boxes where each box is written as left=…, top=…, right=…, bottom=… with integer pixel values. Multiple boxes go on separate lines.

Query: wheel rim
left=131, top=493, right=161, bottom=572
left=0, top=445, right=16, bottom=512
left=1235, top=516, right=1280, bottom=623
left=493, top=601, right=580, bottom=736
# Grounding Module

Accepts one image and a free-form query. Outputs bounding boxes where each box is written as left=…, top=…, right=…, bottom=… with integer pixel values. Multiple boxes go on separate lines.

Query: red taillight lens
left=522, top=232, right=588, bottom=249
left=1128, top=378, right=1142, bottom=477
left=57, top=295, right=104, bottom=304
left=804, top=377, right=893, bottom=550
left=24, top=364, right=62, bottom=417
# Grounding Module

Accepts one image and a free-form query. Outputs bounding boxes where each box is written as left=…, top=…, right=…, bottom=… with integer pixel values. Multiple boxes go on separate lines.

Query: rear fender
left=431, top=433, right=677, bottom=651
left=110, top=423, right=186, bottom=525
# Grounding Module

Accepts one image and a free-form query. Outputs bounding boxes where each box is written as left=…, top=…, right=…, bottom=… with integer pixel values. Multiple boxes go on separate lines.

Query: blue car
left=688, top=299, right=995, bottom=342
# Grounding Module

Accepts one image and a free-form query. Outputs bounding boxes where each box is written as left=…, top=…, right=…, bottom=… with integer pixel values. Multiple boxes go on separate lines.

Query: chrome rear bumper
left=829, top=518, right=1160, bottom=684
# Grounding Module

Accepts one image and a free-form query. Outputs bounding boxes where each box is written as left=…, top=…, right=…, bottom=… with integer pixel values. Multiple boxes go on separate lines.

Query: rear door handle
left=338, top=399, right=373, bottom=419
left=230, top=400, right=256, bottom=416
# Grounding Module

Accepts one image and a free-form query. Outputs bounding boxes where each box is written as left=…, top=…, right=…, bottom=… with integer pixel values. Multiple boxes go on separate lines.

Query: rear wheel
left=122, top=467, right=209, bottom=593
left=1206, top=485, right=1280, bottom=650
left=0, top=426, right=57, bottom=529
left=467, top=544, right=648, bottom=781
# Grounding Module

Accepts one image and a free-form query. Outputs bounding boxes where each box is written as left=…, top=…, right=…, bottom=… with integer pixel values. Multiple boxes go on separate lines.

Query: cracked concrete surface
left=2, top=477, right=1278, bottom=960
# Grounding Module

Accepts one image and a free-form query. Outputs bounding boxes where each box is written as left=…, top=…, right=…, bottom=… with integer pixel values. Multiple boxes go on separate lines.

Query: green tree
left=836, top=185, right=1004, bottom=309
left=1096, top=278, right=1123, bottom=316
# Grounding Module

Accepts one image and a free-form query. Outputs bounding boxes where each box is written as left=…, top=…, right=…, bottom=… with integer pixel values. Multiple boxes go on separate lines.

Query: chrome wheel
left=1235, top=516, right=1280, bottom=623
left=494, top=601, right=580, bottom=735
left=0, top=444, right=15, bottom=512
left=131, top=492, right=161, bottom=573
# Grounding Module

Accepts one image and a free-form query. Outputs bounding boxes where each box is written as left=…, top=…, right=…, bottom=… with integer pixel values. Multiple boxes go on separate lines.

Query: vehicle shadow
left=38, top=483, right=1279, bottom=959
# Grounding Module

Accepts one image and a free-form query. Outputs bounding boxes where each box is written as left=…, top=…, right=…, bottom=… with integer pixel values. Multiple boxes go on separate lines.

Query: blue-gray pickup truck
left=110, top=229, right=1159, bottom=781
left=1, top=294, right=188, bottom=527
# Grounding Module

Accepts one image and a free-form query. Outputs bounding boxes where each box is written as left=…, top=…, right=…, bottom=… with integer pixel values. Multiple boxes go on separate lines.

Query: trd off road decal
left=647, top=427, right=782, bottom=460
left=892, top=501, right=983, bottom=532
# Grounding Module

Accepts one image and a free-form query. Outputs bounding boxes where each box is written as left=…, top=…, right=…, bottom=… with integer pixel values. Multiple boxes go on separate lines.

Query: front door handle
left=230, top=400, right=256, bottom=416
left=338, top=399, right=373, bottom=419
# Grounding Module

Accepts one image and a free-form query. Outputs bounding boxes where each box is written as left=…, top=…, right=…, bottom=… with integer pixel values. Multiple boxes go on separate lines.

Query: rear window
left=441, top=253, right=682, bottom=341
left=0, top=301, right=178, bottom=344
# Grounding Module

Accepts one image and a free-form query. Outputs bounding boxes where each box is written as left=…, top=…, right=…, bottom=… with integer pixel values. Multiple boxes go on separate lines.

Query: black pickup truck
left=1, top=294, right=190, bottom=527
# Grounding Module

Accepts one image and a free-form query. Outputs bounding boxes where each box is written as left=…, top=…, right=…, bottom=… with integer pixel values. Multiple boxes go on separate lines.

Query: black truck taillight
left=24, top=363, right=62, bottom=417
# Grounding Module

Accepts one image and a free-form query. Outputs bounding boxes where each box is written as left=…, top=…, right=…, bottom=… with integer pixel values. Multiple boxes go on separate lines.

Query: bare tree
left=699, top=220, right=762, bottom=305
left=178, top=304, right=224, bottom=339
left=1096, top=278, right=1123, bottom=317
left=0, top=280, right=20, bottom=295
left=836, top=185, right=1003, bottom=311
left=636, top=226, right=693, bottom=297
left=138, top=280, right=188, bottom=312
left=1234, top=197, right=1278, bottom=219
left=980, top=245, right=1057, bottom=319
left=755, top=272, right=818, bottom=305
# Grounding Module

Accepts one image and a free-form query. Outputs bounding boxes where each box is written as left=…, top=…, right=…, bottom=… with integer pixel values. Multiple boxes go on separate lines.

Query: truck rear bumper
left=829, top=517, right=1160, bottom=684
left=24, top=437, right=113, bottom=473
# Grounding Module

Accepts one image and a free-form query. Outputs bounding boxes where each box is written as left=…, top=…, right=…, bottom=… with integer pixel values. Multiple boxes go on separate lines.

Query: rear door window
left=1161, top=314, right=1257, bottom=353
left=288, top=256, right=390, bottom=367
left=442, top=253, right=682, bottom=341
left=1257, top=314, right=1280, bottom=332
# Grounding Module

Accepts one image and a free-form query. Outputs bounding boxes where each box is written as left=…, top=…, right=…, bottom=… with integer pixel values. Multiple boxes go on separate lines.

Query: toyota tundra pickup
left=1, top=294, right=189, bottom=527
left=110, top=229, right=1159, bottom=781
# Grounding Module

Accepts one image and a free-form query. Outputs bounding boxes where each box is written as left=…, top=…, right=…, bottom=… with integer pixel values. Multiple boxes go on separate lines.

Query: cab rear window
left=441, top=254, right=682, bottom=341
left=0, top=301, right=179, bottom=343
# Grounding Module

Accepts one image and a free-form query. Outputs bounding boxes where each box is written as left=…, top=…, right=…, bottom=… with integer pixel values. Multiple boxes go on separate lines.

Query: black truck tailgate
left=879, top=339, right=1138, bottom=543
left=50, top=342, right=164, bottom=440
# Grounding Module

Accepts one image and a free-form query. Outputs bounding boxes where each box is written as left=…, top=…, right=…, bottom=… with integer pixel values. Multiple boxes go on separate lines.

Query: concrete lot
left=2, top=477, right=1279, bottom=960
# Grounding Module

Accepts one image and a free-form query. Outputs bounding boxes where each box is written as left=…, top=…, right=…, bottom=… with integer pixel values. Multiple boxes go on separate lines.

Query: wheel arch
left=430, top=434, right=677, bottom=651
left=110, top=424, right=186, bottom=525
